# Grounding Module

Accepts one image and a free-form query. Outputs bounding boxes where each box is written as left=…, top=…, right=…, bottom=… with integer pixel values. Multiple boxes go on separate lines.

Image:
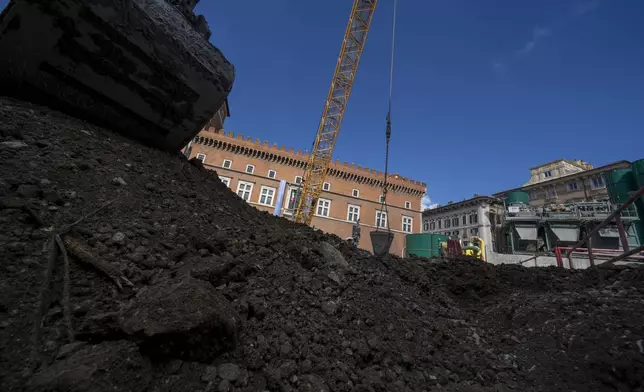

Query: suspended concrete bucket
left=370, top=231, right=394, bottom=257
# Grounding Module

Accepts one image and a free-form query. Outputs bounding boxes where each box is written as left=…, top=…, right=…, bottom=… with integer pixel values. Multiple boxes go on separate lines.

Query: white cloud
left=421, top=190, right=439, bottom=211
left=533, top=26, right=551, bottom=38
left=572, top=0, right=600, bottom=17
left=492, top=3, right=599, bottom=74
left=491, top=60, right=507, bottom=75
left=516, top=26, right=551, bottom=57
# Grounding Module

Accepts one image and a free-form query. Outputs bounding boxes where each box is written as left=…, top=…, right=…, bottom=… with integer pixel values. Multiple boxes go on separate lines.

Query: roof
left=422, top=196, right=502, bottom=216
left=196, top=129, right=427, bottom=191
left=494, top=160, right=632, bottom=197
left=529, top=158, right=591, bottom=171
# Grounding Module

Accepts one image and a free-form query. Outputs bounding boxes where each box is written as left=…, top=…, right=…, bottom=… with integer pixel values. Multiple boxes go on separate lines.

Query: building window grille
left=376, top=211, right=388, bottom=228
left=236, top=181, right=253, bottom=201
left=259, top=186, right=275, bottom=206
left=347, top=205, right=360, bottom=222
left=316, top=199, right=331, bottom=217
left=402, top=216, right=413, bottom=233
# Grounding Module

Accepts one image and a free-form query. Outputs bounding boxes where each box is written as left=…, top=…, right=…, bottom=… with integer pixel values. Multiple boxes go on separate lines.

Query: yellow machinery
left=438, top=236, right=486, bottom=261
left=462, top=237, right=486, bottom=261
left=294, top=0, right=378, bottom=225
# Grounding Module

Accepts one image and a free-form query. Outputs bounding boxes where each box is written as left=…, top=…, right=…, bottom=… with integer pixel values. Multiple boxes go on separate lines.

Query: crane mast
left=294, top=0, right=378, bottom=225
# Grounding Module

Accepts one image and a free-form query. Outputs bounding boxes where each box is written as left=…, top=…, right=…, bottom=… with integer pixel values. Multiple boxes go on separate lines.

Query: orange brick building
left=187, top=128, right=426, bottom=256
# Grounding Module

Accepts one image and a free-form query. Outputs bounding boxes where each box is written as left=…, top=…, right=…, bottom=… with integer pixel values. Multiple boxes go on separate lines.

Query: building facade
left=495, top=160, right=632, bottom=207
left=206, top=98, right=230, bottom=131
left=421, top=196, right=504, bottom=257
left=188, top=128, right=426, bottom=256
left=523, top=159, right=593, bottom=186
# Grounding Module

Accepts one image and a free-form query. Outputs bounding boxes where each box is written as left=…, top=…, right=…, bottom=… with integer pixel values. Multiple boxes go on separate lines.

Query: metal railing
left=505, top=199, right=639, bottom=221
left=555, top=246, right=644, bottom=268
left=564, top=185, right=644, bottom=267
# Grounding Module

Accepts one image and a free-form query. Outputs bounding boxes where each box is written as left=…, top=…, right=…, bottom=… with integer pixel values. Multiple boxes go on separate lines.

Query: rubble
left=0, top=96, right=643, bottom=392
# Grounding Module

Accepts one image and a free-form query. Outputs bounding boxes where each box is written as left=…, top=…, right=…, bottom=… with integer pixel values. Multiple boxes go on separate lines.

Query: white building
left=422, top=196, right=504, bottom=257
left=522, top=159, right=592, bottom=186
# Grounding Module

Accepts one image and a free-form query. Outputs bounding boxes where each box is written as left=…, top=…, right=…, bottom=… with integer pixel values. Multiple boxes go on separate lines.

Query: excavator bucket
left=0, top=0, right=235, bottom=152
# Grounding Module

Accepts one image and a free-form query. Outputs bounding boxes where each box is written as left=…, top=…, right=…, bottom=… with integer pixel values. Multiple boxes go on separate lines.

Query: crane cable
left=377, top=0, right=398, bottom=232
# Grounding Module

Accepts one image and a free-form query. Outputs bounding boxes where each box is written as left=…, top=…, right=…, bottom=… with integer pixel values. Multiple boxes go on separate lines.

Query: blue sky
left=196, top=0, right=643, bottom=208
left=2, top=0, right=642, bottom=208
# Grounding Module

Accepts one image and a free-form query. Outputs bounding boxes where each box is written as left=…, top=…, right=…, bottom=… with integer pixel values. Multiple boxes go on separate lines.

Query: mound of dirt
left=1, top=96, right=643, bottom=392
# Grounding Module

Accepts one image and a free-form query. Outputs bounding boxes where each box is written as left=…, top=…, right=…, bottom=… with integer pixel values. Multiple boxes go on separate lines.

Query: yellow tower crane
left=294, top=0, right=379, bottom=225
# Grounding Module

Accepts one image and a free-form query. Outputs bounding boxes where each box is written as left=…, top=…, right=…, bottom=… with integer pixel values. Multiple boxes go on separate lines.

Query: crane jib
left=294, top=0, right=378, bottom=225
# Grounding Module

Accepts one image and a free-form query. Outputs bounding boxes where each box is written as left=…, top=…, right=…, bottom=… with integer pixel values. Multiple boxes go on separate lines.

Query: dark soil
left=1, top=96, right=643, bottom=392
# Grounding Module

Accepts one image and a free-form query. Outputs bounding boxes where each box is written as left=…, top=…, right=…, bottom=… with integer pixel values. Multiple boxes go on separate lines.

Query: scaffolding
left=561, top=185, right=644, bottom=267
left=501, top=198, right=642, bottom=255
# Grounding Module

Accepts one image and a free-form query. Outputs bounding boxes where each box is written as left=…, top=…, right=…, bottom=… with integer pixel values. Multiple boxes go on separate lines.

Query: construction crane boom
left=294, top=0, right=378, bottom=225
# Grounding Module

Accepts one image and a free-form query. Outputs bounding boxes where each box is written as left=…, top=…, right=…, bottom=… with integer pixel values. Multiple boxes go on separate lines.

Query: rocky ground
left=1, top=96, right=643, bottom=392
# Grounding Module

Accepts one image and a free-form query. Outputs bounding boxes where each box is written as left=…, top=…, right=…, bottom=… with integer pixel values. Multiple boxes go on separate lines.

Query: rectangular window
left=287, top=188, right=299, bottom=210
left=323, top=182, right=331, bottom=191
left=268, top=169, right=277, bottom=179
left=222, top=159, right=232, bottom=169
left=591, top=176, right=605, bottom=189
left=469, top=214, right=478, bottom=224
left=258, top=186, right=276, bottom=206
left=423, top=221, right=429, bottom=231
left=430, top=221, right=436, bottom=230
left=404, top=201, right=411, bottom=209
left=379, top=195, right=385, bottom=203
left=219, top=176, right=231, bottom=187
left=375, top=211, right=388, bottom=228
left=462, top=215, right=467, bottom=225
left=236, top=181, right=253, bottom=201
left=437, top=220, right=442, bottom=229
left=445, top=219, right=451, bottom=228
left=316, top=199, right=331, bottom=217
left=546, top=186, right=557, bottom=198
left=347, top=204, right=360, bottom=222
left=245, top=164, right=255, bottom=174
left=470, top=227, right=479, bottom=235
left=452, top=217, right=458, bottom=227
left=294, top=176, right=302, bottom=184
left=567, top=182, right=578, bottom=191
left=544, top=171, right=552, bottom=178
left=402, top=216, right=413, bottom=233
left=352, top=189, right=360, bottom=198
left=196, top=153, right=206, bottom=162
